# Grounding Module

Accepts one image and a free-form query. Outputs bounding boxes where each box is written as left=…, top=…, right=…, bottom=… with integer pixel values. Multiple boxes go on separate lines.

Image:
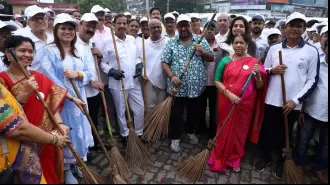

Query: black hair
left=231, top=33, right=252, bottom=45
left=203, top=20, right=216, bottom=29
left=306, top=20, right=320, bottom=28
left=113, top=13, right=128, bottom=24
left=325, top=39, right=328, bottom=48
left=128, top=19, right=139, bottom=26
left=150, top=8, right=161, bottom=15
left=225, top=16, right=251, bottom=45
left=230, top=15, right=237, bottom=19
left=2, top=35, right=35, bottom=66
left=52, top=23, right=78, bottom=60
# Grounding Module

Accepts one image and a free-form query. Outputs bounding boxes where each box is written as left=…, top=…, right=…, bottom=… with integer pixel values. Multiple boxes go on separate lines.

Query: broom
left=142, top=34, right=149, bottom=116
left=69, top=79, right=127, bottom=184
left=92, top=42, right=131, bottom=183
left=9, top=49, right=101, bottom=184
left=278, top=51, right=305, bottom=184
left=109, top=27, right=152, bottom=171
left=143, top=12, right=218, bottom=143
left=177, top=71, right=255, bottom=182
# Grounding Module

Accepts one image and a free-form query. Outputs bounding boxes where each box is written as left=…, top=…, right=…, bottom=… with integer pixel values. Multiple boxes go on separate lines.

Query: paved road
left=85, top=136, right=325, bottom=184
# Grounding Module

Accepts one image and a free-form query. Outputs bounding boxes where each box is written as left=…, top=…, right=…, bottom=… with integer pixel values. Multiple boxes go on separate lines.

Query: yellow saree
left=0, top=83, right=46, bottom=184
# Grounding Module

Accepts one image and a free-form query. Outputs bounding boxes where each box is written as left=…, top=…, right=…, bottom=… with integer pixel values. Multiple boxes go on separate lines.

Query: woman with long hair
left=40, top=13, right=93, bottom=184
left=208, top=34, right=267, bottom=173
left=0, top=35, right=78, bottom=184
left=220, top=16, right=259, bottom=58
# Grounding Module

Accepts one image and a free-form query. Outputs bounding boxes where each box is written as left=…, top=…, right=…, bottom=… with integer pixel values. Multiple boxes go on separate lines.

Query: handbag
left=0, top=136, right=15, bottom=184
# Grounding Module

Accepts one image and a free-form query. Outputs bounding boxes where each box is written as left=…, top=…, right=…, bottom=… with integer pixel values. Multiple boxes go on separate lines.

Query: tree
left=78, top=0, right=126, bottom=14
left=153, top=0, right=205, bottom=14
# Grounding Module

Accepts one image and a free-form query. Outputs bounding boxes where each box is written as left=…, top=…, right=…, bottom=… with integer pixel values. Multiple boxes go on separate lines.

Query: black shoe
left=90, top=145, right=101, bottom=151
left=254, top=159, right=271, bottom=173
left=274, top=162, right=283, bottom=180
left=122, top=136, right=128, bottom=148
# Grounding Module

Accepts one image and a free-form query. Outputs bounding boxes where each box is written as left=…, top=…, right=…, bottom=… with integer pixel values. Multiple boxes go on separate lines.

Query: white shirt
left=76, top=35, right=99, bottom=98
left=304, top=57, right=328, bottom=122
left=144, top=36, right=169, bottom=90
left=254, top=35, right=269, bottom=56
left=0, top=52, right=7, bottom=72
left=215, top=30, right=229, bottom=43
left=101, top=35, right=141, bottom=90
left=46, top=30, right=54, bottom=43
left=92, top=25, right=112, bottom=85
left=264, top=38, right=320, bottom=110
left=14, top=29, right=53, bottom=72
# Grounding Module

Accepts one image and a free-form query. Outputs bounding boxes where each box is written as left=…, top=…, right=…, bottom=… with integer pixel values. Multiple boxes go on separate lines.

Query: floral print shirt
left=161, top=34, right=213, bottom=98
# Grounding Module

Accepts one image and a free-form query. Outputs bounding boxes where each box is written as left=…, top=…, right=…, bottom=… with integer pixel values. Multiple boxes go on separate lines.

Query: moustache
left=86, top=31, right=94, bottom=35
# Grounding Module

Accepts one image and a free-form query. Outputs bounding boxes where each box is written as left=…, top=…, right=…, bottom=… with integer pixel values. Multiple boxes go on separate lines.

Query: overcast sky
left=39, top=0, right=54, bottom=3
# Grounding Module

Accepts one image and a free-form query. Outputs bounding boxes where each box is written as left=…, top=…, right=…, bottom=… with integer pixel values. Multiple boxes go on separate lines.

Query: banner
left=267, top=0, right=289, bottom=3
left=231, top=0, right=266, bottom=9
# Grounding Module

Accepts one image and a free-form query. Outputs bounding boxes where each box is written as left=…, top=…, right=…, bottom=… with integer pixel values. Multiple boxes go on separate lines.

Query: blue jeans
left=294, top=113, right=328, bottom=171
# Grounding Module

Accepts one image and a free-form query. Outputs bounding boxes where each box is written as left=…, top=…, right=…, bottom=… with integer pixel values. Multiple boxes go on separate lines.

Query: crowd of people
left=0, top=3, right=328, bottom=184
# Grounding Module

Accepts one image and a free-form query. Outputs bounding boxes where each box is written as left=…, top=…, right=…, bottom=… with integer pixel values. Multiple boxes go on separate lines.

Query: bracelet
left=170, top=74, right=175, bottom=80
left=50, top=134, right=55, bottom=145
left=58, top=122, right=65, bottom=125
left=69, top=96, right=74, bottom=102
left=222, top=87, right=227, bottom=94
left=17, top=100, right=26, bottom=105
left=53, top=135, right=58, bottom=145
left=77, top=71, right=83, bottom=79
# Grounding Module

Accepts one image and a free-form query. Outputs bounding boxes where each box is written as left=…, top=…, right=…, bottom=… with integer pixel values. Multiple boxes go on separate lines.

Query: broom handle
left=9, top=49, right=98, bottom=184
left=110, top=26, right=133, bottom=123
left=142, top=34, right=148, bottom=115
left=69, top=80, right=113, bottom=165
left=278, top=51, right=290, bottom=150
left=92, top=43, right=113, bottom=139
left=213, top=72, right=254, bottom=141
left=179, top=12, right=217, bottom=80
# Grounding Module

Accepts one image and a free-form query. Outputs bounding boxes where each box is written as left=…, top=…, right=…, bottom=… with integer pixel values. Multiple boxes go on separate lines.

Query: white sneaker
left=186, top=134, right=199, bottom=145
left=170, top=139, right=181, bottom=153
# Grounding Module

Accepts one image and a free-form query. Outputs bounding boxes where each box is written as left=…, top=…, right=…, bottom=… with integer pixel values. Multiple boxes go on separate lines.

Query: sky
left=38, top=0, right=54, bottom=3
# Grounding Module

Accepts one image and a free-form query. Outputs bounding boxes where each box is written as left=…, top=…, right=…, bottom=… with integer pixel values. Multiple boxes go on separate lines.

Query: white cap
left=316, top=21, right=328, bottom=30
left=286, top=12, right=306, bottom=25
left=14, top=14, right=22, bottom=19
left=189, top=13, right=200, bottom=19
left=131, top=15, right=137, bottom=20
left=44, top=7, right=55, bottom=15
left=320, top=26, right=328, bottom=36
left=267, top=28, right=282, bottom=38
left=90, top=5, right=106, bottom=14
left=25, top=5, right=47, bottom=18
left=0, top=20, right=17, bottom=31
left=54, top=13, right=78, bottom=27
left=307, top=23, right=320, bottom=32
left=164, top=13, right=175, bottom=20
left=172, top=11, right=179, bottom=16
left=124, top=12, right=131, bottom=16
left=140, top=17, right=148, bottom=23
left=177, top=14, right=191, bottom=24
left=81, top=13, right=98, bottom=23
left=104, top=8, right=111, bottom=13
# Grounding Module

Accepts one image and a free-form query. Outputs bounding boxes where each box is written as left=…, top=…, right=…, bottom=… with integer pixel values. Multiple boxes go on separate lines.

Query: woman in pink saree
left=208, top=34, right=268, bottom=172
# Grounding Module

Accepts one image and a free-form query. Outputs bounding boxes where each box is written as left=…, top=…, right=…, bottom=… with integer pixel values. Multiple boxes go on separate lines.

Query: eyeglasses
left=30, top=15, right=47, bottom=22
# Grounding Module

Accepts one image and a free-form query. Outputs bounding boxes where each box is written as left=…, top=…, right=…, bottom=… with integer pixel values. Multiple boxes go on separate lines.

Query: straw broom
left=109, top=26, right=152, bottom=170
left=141, top=34, right=149, bottom=116
left=176, top=72, right=255, bottom=182
left=9, top=49, right=102, bottom=184
left=143, top=12, right=218, bottom=144
left=278, top=51, right=305, bottom=184
left=69, top=79, right=127, bottom=184
left=92, top=42, right=130, bottom=183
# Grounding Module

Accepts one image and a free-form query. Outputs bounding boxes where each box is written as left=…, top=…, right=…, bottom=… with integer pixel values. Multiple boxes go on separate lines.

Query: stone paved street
left=85, top=135, right=326, bottom=184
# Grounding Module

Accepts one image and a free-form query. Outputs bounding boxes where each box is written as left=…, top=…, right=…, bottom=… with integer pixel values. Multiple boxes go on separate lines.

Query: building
left=126, top=0, right=146, bottom=14
left=205, top=0, right=231, bottom=13
left=7, top=0, right=78, bottom=15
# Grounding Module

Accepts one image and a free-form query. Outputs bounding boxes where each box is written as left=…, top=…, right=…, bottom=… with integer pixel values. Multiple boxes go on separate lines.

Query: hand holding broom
left=91, top=42, right=130, bottom=183
left=9, top=49, right=99, bottom=184
left=278, top=51, right=304, bottom=184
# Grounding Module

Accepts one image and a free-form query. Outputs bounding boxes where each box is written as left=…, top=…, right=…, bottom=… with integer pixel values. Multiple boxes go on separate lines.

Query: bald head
left=217, top=14, right=230, bottom=35
left=149, top=19, right=162, bottom=41
left=148, top=19, right=162, bottom=27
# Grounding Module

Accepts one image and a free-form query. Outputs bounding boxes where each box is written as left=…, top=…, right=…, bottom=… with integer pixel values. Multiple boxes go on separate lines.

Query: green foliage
left=153, top=0, right=205, bottom=14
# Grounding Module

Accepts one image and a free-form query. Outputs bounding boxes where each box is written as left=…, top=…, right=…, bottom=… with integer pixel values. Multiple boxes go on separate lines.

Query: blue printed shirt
left=161, top=34, right=213, bottom=98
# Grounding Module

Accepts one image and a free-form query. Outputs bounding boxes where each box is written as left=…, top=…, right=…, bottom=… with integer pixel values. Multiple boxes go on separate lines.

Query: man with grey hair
left=142, top=19, right=169, bottom=112
left=215, top=14, right=230, bottom=43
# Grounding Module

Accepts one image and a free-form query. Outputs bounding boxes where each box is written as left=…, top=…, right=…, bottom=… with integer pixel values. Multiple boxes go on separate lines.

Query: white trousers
left=110, top=86, right=144, bottom=137
left=145, top=82, right=167, bottom=112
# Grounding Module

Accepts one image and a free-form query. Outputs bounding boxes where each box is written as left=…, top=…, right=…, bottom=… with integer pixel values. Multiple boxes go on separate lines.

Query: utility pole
left=146, top=0, right=150, bottom=19
left=167, top=0, right=169, bottom=13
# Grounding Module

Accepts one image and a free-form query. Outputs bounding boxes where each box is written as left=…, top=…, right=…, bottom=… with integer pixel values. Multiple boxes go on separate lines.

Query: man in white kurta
left=101, top=14, right=144, bottom=141
left=143, top=19, right=169, bottom=111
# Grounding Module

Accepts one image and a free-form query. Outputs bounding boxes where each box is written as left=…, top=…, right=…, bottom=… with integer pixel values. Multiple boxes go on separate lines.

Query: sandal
left=232, top=167, right=241, bottom=173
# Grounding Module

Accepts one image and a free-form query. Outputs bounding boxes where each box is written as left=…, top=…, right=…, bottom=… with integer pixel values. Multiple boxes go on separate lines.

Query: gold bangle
left=77, top=71, right=83, bottom=79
